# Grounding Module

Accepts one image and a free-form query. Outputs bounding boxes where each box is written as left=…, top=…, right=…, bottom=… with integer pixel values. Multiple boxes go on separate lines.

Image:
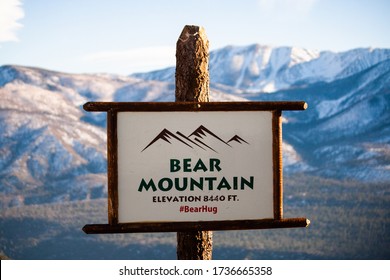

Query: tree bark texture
left=177, top=231, right=213, bottom=260
left=175, top=25, right=212, bottom=260
left=175, top=25, right=210, bottom=102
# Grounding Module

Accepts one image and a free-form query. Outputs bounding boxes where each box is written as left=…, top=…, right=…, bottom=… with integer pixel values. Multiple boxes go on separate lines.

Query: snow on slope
left=255, top=59, right=390, bottom=181
left=134, top=44, right=390, bottom=94
left=0, top=73, right=107, bottom=207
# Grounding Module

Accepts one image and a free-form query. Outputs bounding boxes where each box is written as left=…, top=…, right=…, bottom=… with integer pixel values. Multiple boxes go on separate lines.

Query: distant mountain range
left=134, top=44, right=390, bottom=94
left=141, top=125, right=248, bottom=153
left=1, top=43, right=389, bottom=207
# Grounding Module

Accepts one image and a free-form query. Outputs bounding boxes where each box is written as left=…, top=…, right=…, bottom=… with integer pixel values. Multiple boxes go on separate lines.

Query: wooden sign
left=82, top=101, right=310, bottom=234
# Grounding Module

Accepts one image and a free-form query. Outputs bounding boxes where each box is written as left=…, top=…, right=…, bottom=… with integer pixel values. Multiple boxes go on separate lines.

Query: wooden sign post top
left=82, top=101, right=310, bottom=234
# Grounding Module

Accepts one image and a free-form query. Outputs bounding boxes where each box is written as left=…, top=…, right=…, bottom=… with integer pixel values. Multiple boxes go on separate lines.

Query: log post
left=175, top=25, right=210, bottom=102
left=175, top=25, right=213, bottom=260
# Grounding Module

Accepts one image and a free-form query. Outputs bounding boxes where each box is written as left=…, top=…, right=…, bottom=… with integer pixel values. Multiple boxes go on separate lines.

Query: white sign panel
left=117, top=111, right=274, bottom=223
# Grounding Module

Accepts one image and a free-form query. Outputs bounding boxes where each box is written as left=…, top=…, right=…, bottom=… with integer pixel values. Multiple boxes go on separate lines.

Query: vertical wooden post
left=272, top=110, right=283, bottom=220
left=107, top=109, right=118, bottom=225
left=175, top=25, right=213, bottom=260
left=175, top=25, right=210, bottom=102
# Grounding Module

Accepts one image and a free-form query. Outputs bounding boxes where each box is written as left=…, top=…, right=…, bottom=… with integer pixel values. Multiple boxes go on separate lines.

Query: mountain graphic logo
left=141, top=125, right=249, bottom=153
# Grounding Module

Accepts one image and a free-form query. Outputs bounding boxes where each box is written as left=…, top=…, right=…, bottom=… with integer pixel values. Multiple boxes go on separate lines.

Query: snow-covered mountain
left=135, top=44, right=390, bottom=93
left=260, top=58, right=390, bottom=180
left=1, top=44, right=389, bottom=207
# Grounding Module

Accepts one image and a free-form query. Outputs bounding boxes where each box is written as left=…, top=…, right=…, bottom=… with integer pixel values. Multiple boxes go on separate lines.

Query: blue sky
left=0, top=0, right=389, bottom=75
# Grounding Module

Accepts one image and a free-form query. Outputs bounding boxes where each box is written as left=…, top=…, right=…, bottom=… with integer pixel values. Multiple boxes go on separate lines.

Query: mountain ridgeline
left=0, top=44, right=389, bottom=207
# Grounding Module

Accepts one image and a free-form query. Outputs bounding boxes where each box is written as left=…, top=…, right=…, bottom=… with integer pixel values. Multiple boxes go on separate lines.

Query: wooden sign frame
left=82, top=101, right=310, bottom=234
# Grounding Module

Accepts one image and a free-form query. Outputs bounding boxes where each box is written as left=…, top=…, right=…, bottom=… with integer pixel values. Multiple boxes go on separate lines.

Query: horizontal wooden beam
left=83, top=101, right=308, bottom=112
left=83, top=217, right=310, bottom=234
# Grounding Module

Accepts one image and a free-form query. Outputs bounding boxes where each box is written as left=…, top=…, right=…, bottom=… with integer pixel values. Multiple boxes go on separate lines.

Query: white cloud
left=83, top=46, right=176, bottom=74
left=0, top=0, right=24, bottom=42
